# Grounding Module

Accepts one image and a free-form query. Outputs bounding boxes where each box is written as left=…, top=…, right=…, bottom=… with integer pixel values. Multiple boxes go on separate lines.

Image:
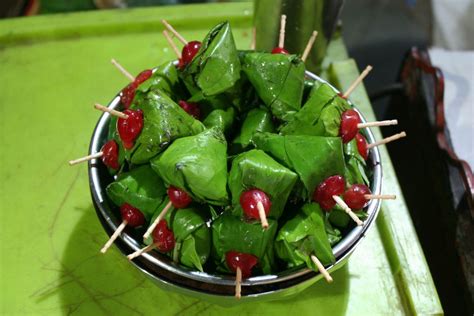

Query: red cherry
left=120, top=82, right=138, bottom=109
left=339, top=109, right=361, bottom=143
left=101, top=140, right=120, bottom=170
left=177, top=58, right=185, bottom=70
left=343, top=184, right=371, bottom=210
left=181, top=41, right=201, bottom=66
left=120, top=203, right=145, bottom=227
left=240, top=189, right=271, bottom=220
left=355, top=133, right=368, bottom=160
left=225, top=251, right=259, bottom=278
left=117, top=109, right=143, bottom=150
left=167, top=186, right=192, bottom=209
left=271, top=47, right=289, bottom=54
left=152, top=220, right=175, bottom=252
left=135, top=69, right=153, bottom=85
left=178, top=100, right=201, bottom=120
left=313, top=175, right=346, bottom=211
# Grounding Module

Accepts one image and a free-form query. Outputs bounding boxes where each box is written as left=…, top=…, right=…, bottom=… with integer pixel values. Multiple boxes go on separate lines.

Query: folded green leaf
left=344, top=138, right=369, bottom=186
left=136, top=61, right=184, bottom=100
left=151, top=128, right=229, bottom=205
left=203, top=107, right=235, bottom=134
left=126, top=89, right=205, bottom=164
left=242, top=53, right=305, bottom=121
left=275, top=203, right=335, bottom=271
left=232, top=108, right=275, bottom=151
left=211, top=211, right=278, bottom=274
left=106, top=165, right=166, bottom=220
left=181, top=21, right=241, bottom=97
left=253, top=133, right=346, bottom=198
left=228, top=149, right=297, bottom=219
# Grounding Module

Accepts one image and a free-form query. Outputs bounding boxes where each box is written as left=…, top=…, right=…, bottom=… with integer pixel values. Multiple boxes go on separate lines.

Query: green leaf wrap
left=242, top=52, right=305, bottom=121
left=228, top=149, right=297, bottom=219
left=106, top=165, right=166, bottom=221
left=126, top=89, right=205, bottom=164
left=211, top=212, right=278, bottom=274
left=203, top=107, right=235, bottom=134
left=136, top=61, right=184, bottom=100
left=344, top=139, right=369, bottom=186
left=151, top=128, right=229, bottom=205
left=253, top=133, right=346, bottom=198
left=232, top=108, right=275, bottom=150
left=181, top=22, right=241, bottom=97
left=275, top=203, right=335, bottom=271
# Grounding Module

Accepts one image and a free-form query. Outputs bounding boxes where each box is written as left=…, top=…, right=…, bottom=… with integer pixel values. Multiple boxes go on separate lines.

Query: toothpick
left=127, top=243, right=156, bottom=261
left=367, top=132, right=407, bottom=149
left=257, top=202, right=269, bottom=229
left=365, top=194, right=397, bottom=200
left=94, top=103, right=129, bottom=119
left=301, top=30, right=318, bottom=62
left=310, top=254, right=333, bottom=283
left=342, top=65, right=373, bottom=98
left=163, top=30, right=181, bottom=58
left=332, top=195, right=363, bottom=226
left=250, top=27, right=256, bottom=50
left=161, top=19, right=187, bottom=45
left=278, top=14, right=287, bottom=49
left=100, top=220, right=128, bottom=253
left=111, top=59, right=135, bottom=82
left=143, top=201, right=173, bottom=239
left=357, top=120, right=398, bottom=129
left=69, top=152, right=103, bottom=166
left=235, top=267, right=242, bottom=299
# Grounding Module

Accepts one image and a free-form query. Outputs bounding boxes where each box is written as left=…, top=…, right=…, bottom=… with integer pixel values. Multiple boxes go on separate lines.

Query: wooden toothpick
left=256, top=201, right=269, bottom=229
left=127, top=243, right=156, bottom=261
left=367, top=132, right=407, bottom=149
left=161, top=19, right=188, bottom=45
left=250, top=27, right=256, bottom=50
left=310, top=254, right=333, bottom=283
left=143, top=201, right=173, bottom=239
left=69, top=152, right=103, bottom=166
left=365, top=194, right=397, bottom=200
left=342, top=65, right=373, bottom=98
left=111, top=59, right=135, bottom=82
left=357, top=120, right=398, bottom=129
left=163, top=30, right=181, bottom=59
left=235, top=267, right=242, bottom=299
left=278, top=14, right=287, bottom=49
left=94, top=103, right=129, bottom=119
left=332, top=195, right=364, bottom=226
left=301, top=30, right=318, bottom=62
left=100, top=220, right=128, bottom=253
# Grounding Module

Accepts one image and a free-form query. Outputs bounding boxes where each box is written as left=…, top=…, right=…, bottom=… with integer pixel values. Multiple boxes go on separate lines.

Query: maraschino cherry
left=120, top=69, right=153, bottom=108
left=271, top=47, right=289, bottom=55
left=167, top=186, right=193, bottom=208
left=152, top=220, right=175, bottom=252
left=226, top=251, right=259, bottom=299
left=178, top=100, right=201, bottom=119
left=355, top=133, right=368, bottom=160
left=100, top=203, right=145, bottom=253
left=313, top=175, right=346, bottom=211
left=339, top=109, right=361, bottom=143
left=101, top=140, right=120, bottom=170
left=240, top=189, right=271, bottom=228
left=343, top=184, right=371, bottom=210
left=117, top=109, right=144, bottom=150
left=180, top=41, right=201, bottom=67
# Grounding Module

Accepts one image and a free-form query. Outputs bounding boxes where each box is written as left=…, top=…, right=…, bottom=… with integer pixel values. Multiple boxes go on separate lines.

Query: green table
left=0, top=3, right=442, bottom=315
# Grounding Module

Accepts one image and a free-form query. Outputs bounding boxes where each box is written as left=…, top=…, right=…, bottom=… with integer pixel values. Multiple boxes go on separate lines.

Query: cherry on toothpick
left=119, top=69, right=152, bottom=108
left=167, top=186, right=193, bottom=209
left=120, top=203, right=146, bottom=227
left=355, top=133, right=368, bottom=160
left=226, top=251, right=258, bottom=278
left=181, top=41, right=201, bottom=66
left=178, top=100, right=201, bottom=119
left=339, top=109, right=361, bottom=143
left=272, top=14, right=288, bottom=55
left=343, top=184, right=371, bottom=210
left=271, top=47, right=289, bottom=54
left=152, top=220, right=175, bottom=252
left=240, top=189, right=271, bottom=228
left=313, top=175, right=346, bottom=211
left=101, top=140, right=120, bottom=170
left=117, top=109, right=144, bottom=149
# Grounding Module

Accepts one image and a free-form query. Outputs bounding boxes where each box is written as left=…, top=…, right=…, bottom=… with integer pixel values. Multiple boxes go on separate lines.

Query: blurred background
left=1, top=0, right=472, bottom=315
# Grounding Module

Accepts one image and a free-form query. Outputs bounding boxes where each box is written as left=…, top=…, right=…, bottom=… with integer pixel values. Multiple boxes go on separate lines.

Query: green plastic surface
left=0, top=3, right=443, bottom=315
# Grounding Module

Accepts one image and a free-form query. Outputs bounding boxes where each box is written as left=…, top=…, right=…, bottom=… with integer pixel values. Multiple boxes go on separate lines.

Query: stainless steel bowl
left=88, top=70, right=382, bottom=304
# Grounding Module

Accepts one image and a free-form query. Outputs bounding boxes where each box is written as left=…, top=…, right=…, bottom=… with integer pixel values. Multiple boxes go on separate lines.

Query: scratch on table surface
left=48, top=168, right=81, bottom=237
